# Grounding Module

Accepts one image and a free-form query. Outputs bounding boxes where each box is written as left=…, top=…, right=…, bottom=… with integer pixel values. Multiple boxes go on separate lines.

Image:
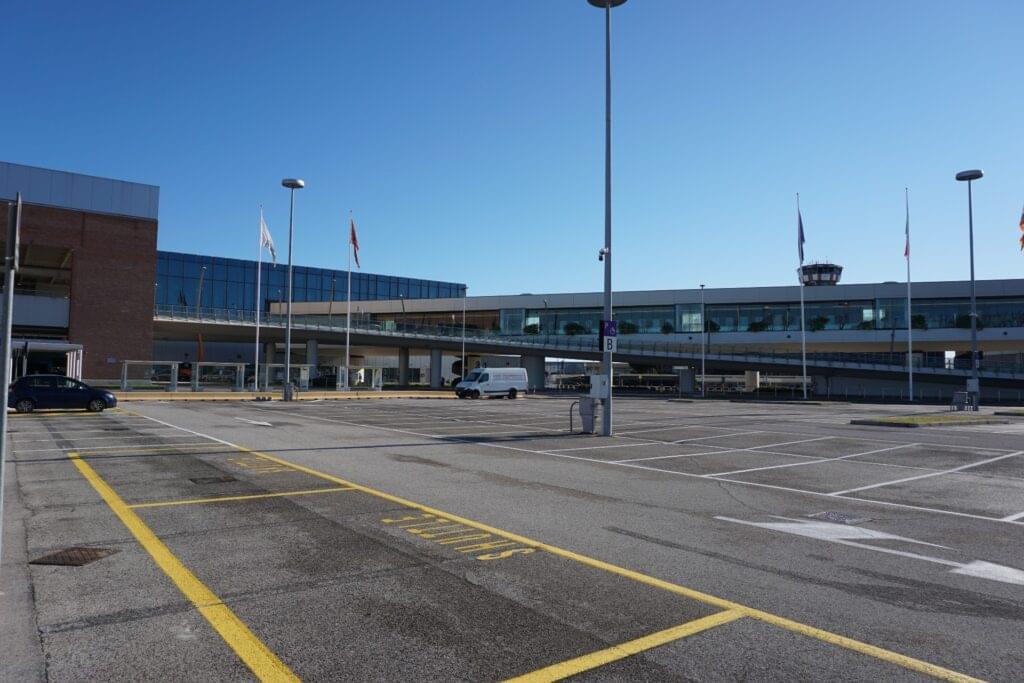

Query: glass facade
left=492, top=297, right=1024, bottom=336
left=156, top=251, right=466, bottom=313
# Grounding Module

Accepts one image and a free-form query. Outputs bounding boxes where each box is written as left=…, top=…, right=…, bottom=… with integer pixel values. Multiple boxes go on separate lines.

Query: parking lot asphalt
left=3, top=397, right=1023, bottom=681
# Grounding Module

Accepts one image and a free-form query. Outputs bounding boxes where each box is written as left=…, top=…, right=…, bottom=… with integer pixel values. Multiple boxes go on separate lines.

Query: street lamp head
left=955, top=169, right=983, bottom=182
left=586, top=0, right=627, bottom=6
left=281, top=178, right=305, bottom=189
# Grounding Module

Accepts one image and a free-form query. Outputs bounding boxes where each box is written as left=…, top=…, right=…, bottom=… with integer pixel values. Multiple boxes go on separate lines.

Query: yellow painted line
left=74, top=442, right=227, bottom=455
left=503, top=609, right=744, bottom=682
left=129, top=487, right=354, bottom=509
left=122, top=410, right=985, bottom=683
left=230, top=445, right=983, bottom=683
left=67, top=451, right=298, bottom=682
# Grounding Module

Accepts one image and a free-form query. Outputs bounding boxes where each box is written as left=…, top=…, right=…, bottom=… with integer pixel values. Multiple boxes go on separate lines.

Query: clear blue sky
left=4, top=1, right=1022, bottom=295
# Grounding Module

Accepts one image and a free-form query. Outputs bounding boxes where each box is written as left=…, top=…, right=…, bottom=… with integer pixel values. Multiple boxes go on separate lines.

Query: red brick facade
left=1, top=204, right=157, bottom=379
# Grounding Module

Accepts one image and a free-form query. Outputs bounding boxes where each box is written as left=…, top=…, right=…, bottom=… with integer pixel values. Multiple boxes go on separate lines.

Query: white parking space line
left=1002, top=511, right=1024, bottom=522
left=669, top=431, right=766, bottom=444
left=615, top=448, right=750, bottom=464
left=829, top=451, right=1024, bottom=496
left=706, top=444, right=918, bottom=477
left=545, top=442, right=655, bottom=453
left=241, top=404, right=1024, bottom=527
left=613, top=425, right=707, bottom=436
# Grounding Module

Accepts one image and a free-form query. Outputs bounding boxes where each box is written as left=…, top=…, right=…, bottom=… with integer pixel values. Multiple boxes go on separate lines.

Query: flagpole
left=254, top=206, right=263, bottom=391
left=906, top=188, right=913, bottom=402
left=345, top=213, right=352, bottom=390
left=798, top=193, right=808, bottom=400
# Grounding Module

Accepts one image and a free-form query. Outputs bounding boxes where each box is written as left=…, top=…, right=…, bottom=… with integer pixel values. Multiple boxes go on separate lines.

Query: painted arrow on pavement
left=716, top=516, right=1024, bottom=586
left=234, top=417, right=273, bottom=427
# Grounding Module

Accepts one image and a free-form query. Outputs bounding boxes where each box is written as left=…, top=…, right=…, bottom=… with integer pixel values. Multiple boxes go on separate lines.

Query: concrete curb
left=115, top=391, right=457, bottom=402
left=850, top=417, right=1011, bottom=428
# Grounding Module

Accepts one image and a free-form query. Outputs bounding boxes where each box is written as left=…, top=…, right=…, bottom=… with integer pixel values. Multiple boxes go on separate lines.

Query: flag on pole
left=259, top=208, right=276, bottom=264
left=1018, top=203, right=1024, bottom=252
left=349, top=217, right=361, bottom=268
left=797, top=208, right=806, bottom=265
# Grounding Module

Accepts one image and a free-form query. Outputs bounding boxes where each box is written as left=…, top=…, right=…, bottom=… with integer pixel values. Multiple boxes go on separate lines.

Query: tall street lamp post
left=281, top=178, right=305, bottom=401
left=955, top=169, right=983, bottom=406
left=587, top=0, right=627, bottom=436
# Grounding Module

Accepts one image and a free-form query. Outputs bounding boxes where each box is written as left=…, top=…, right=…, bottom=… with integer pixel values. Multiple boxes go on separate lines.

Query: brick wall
left=1, top=203, right=157, bottom=379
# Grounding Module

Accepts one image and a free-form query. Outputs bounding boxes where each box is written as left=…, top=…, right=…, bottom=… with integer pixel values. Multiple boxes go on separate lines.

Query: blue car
left=8, top=375, right=117, bottom=413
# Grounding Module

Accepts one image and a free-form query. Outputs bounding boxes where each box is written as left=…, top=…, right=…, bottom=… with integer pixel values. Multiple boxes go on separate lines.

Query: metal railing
left=154, top=304, right=1024, bottom=378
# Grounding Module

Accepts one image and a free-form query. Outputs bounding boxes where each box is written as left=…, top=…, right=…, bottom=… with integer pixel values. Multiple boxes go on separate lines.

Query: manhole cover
left=807, top=511, right=871, bottom=525
left=189, top=476, right=237, bottom=484
left=30, top=547, right=119, bottom=566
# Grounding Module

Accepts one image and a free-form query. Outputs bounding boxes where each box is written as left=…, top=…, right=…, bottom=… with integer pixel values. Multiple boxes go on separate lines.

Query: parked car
left=8, top=375, right=117, bottom=413
left=455, top=367, right=528, bottom=399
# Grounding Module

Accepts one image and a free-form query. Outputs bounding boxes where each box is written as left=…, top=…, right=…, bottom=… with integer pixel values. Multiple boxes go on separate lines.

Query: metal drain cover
left=189, top=476, right=237, bottom=484
left=807, top=511, right=871, bottom=525
left=30, top=547, right=120, bottom=566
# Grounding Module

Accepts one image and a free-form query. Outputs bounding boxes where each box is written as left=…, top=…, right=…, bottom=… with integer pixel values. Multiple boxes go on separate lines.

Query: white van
left=456, top=367, right=529, bottom=399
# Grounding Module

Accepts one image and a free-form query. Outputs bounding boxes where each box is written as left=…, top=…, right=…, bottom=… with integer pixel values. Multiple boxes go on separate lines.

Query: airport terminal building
left=4, top=161, right=1024, bottom=396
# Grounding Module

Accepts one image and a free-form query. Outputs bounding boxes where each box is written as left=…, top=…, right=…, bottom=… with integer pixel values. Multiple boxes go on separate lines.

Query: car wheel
left=87, top=398, right=106, bottom=413
left=471, top=390, right=480, bottom=399
left=15, top=399, right=34, bottom=414
left=508, top=388, right=517, bottom=399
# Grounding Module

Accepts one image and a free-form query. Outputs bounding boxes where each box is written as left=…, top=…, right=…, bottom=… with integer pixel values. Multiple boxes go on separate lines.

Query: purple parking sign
left=601, top=320, right=617, bottom=338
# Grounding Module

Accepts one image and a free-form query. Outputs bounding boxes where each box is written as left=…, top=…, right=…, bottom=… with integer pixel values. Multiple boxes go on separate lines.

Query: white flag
left=259, top=208, right=276, bottom=264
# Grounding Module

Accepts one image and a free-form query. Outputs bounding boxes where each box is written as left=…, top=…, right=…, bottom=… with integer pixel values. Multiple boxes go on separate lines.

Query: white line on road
left=614, top=436, right=835, bottom=465
left=1002, top=510, right=1024, bottom=522
left=215, top=405, right=1024, bottom=527
left=706, top=443, right=918, bottom=477
left=829, top=451, right=1024, bottom=496
left=614, top=448, right=751, bottom=464
left=669, top=431, right=766, bottom=444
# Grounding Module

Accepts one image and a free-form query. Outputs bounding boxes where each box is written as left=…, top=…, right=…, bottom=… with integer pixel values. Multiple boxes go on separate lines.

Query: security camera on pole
left=586, top=0, right=627, bottom=436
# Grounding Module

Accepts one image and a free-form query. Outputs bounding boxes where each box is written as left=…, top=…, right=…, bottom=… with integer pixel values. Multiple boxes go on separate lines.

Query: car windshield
left=465, top=370, right=482, bottom=382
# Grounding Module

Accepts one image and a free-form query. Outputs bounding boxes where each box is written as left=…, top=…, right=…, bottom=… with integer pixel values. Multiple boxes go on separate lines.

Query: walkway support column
left=398, top=347, right=410, bottom=387
left=305, top=339, right=318, bottom=372
left=429, top=348, right=442, bottom=389
left=520, top=355, right=545, bottom=391
left=262, top=342, right=275, bottom=391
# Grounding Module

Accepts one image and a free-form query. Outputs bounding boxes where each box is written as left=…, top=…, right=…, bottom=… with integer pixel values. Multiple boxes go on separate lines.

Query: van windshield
left=465, top=370, right=483, bottom=382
